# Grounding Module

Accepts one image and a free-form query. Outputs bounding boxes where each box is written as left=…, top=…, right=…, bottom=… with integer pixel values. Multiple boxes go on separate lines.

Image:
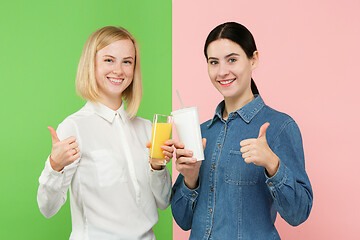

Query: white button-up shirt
left=37, top=102, right=172, bottom=240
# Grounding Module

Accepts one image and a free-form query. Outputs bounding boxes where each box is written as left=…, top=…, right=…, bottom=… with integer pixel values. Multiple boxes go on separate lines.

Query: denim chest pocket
left=89, top=149, right=127, bottom=187
left=225, top=150, right=261, bottom=185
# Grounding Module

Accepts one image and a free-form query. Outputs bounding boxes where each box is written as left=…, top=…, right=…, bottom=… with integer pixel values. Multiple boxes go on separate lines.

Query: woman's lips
left=218, top=78, right=235, bottom=87
left=107, top=77, right=124, bottom=85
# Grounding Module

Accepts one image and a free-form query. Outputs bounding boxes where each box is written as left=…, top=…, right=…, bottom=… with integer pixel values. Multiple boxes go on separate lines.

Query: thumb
left=202, top=138, right=207, bottom=150
left=48, top=126, right=60, bottom=144
left=258, top=122, right=270, bottom=139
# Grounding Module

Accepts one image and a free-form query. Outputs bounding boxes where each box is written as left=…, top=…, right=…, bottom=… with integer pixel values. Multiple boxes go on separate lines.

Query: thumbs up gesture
left=48, top=126, right=80, bottom=172
left=240, top=123, right=279, bottom=177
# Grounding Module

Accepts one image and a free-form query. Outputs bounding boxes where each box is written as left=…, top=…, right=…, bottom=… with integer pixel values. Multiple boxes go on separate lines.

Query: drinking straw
left=176, top=89, right=185, bottom=108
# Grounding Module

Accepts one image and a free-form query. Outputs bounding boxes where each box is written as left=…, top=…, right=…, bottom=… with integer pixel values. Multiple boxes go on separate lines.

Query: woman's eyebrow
left=101, top=55, right=134, bottom=59
left=208, top=53, right=240, bottom=60
left=225, top=53, right=240, bottom=58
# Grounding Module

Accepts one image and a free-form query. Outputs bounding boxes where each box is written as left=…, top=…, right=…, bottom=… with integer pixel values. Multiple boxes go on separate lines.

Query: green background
left=0, top=0, right=172, bottom=239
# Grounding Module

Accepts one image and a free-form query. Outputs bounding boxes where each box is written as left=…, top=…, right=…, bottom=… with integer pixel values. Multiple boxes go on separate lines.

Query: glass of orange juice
left=149, top=114, right=173, bottom=166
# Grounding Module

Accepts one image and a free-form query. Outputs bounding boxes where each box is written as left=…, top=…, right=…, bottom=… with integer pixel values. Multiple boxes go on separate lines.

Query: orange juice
left=149, top=122, right=172, bottom=160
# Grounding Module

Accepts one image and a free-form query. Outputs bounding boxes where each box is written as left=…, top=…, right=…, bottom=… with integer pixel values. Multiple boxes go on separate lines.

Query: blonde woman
left=37, top=26, right=173, bottom=240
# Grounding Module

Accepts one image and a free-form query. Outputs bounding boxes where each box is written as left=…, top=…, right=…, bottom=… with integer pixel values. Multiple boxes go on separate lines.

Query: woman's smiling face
left=95, top=39, right=135, bottom=104
left=207, top=38, right=258, bottom=101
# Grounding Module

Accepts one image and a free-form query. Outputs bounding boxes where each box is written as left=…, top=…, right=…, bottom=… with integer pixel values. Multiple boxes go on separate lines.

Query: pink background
left=172, top=0, right=360, bottom=239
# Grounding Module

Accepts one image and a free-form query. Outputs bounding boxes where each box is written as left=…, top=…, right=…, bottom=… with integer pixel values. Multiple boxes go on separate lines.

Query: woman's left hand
left=240, top=122, right=279, bottom=177
left=146, top=139, right=175, bottom=170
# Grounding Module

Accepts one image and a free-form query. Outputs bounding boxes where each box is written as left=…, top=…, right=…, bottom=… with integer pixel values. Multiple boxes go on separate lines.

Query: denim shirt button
left=191, top=193, right=196, bottom=197
left=209, top=208, right=213, bottom=213
left=232, top=113, right=235, bottom=117
left=206, top=230, right=210, bottom=235
left=217, top=143, right=221, bottom=148
left=212, top=164, right=216, bottom=169
left=268, top=182, right=274, bottom=186
left=211, top=187, right=214, bottom=192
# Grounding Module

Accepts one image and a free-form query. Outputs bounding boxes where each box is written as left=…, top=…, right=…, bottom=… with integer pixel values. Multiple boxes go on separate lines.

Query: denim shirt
left=171, top=95, right=313, bottom=240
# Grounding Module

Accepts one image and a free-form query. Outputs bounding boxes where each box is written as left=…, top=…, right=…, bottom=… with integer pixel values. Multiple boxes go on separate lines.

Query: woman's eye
left=209, top=61, right=218, bottom=65
left=104, top=59, right=113, bottom=62
left=124, top=60, right=132, bottom=64
left=229, top=58, right=237, bottom=63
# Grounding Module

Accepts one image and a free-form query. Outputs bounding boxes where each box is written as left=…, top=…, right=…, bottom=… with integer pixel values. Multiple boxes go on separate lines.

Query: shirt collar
left=207, top=94, right=265, bottom=127
left=85, top=101, right=129, bottom=123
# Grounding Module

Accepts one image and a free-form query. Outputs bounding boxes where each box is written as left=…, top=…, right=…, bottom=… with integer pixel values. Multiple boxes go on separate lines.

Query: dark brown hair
left=204, top=22, right=259, bottom=95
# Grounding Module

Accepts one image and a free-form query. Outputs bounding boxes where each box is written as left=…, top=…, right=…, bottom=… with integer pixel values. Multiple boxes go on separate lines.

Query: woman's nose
left=112, top=63, right=123, bottom=75
left=218, top=63, right=230, bottom=77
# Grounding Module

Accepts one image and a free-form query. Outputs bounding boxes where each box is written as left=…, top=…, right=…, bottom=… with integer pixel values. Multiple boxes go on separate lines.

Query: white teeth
left=219, top=79, right=235, bottom=85
left=108, top=77, right=124, bottom=83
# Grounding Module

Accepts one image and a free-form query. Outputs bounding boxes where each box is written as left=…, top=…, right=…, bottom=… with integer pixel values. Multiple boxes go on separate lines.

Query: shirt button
left=212, top=164, right=216, bottom=169
left=115, top=113, right=118, bottom=115
left=224, top=125, right=227, bottom=130
left=211, top=187, right=214, bottom=192
left=191, top=193, right=196, bottom=197
left=206, top=230, right=210, bottom=235
left=218, top=144, right=221, bottom=148
left=268, top=182, right=274, bottom=186
left=232, top=113, right=236, bottom=117
left=209, top=208, right=213, bottom=213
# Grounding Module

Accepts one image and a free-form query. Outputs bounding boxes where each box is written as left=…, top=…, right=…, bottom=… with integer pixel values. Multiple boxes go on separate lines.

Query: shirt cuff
left=264, top=159, right=287, bottom=188
left=149, top=167, right=167, bottom=178
left=45, top=157, right=64, bottom=176
left=148, top=163, right=167, bottom=173
left=38, top=157, right=65, bottom=190
left=179, top=178, right=199, bottom=201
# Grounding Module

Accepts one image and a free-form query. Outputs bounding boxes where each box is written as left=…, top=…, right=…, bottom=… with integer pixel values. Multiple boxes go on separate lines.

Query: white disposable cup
left=171, top=107, right=204, bottom=161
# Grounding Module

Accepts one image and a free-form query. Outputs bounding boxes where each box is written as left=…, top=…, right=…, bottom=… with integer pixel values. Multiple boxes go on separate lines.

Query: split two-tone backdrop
left=1, top=0, right=359, bottom=239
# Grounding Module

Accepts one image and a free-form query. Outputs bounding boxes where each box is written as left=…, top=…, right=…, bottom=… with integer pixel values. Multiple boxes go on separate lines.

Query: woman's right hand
left=174, top=138, right=206, bottom=190
left=48, top=126, right=80, bottom=172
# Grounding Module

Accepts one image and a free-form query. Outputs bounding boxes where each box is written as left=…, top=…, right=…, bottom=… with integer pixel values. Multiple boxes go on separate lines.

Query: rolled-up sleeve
left=171, top=174, right=200, bottom=231
left=37, top=119, right=80, bottom=218
left=266, top=120, right=313, bottom=226
left=148, top=166, right=172, bottom=210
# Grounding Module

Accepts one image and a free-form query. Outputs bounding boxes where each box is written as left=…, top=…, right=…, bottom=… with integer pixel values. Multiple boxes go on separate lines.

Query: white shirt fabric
left=37, top=102, right=172, bottom=240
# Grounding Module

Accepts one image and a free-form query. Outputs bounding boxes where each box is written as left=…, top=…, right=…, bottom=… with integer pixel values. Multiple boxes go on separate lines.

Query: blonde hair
left=76, top=26, right=142, bottom=118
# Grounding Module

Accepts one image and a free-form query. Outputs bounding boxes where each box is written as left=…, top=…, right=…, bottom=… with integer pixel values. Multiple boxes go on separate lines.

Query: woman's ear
left=251, top=51, right=259, bottom=70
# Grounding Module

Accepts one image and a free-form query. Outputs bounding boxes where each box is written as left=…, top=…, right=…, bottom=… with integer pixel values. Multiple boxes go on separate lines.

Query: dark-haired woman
left=171, top=22, right=313, bottom=239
